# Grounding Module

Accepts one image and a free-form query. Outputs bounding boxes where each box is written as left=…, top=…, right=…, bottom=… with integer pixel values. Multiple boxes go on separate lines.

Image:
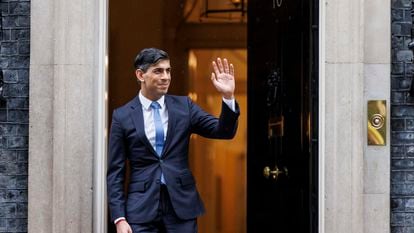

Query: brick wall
left=0, top=0, right=29, bottom=232
left=391, top=0, right=414, bottom=232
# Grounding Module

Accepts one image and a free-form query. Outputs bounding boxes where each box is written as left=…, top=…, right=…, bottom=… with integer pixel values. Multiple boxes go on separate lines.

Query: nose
left=160, top=71, right=171, bottom=80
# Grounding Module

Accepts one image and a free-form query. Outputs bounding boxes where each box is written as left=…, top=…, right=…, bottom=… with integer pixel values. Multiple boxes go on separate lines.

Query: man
left=107, top=48, right=239, bottom=233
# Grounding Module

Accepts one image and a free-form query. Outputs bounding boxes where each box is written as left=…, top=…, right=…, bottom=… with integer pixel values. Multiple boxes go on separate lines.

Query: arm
left=107, top=109, right=127, bottom=224
left=189, top=98, right=239, bottom=139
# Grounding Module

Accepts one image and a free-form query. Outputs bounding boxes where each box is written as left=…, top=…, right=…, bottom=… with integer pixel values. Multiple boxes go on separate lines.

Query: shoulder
left=165, top=94, right=189, bottom=101
left=165, top=94, right=191, bottom=105
left=113, top=96, right=138, bottom=118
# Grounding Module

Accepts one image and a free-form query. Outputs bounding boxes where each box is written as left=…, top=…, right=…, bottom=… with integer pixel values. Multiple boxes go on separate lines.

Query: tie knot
left=150, top=101, right=161, bottom=110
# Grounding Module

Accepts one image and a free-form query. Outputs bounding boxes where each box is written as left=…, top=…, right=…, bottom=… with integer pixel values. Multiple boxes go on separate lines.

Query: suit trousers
left=130, top=185, right=198, bottom=233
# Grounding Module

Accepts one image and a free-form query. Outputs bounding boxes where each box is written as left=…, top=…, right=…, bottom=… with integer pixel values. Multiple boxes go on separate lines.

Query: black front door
left=247, top=0, right=319, bottom=232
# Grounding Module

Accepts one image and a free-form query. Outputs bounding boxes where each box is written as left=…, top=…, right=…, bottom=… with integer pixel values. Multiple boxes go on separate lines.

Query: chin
left=158, top=90, right=168, bottom=96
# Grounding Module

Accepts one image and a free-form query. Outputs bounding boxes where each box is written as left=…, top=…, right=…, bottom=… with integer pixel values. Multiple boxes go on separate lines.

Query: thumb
left=211, top=72, right=216, bottom=82
left=211, top=73, right=219, bottom=86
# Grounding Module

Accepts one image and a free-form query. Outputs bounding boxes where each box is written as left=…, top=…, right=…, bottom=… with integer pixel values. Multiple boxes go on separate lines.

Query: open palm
left=211, top=58, right=235, bottom=99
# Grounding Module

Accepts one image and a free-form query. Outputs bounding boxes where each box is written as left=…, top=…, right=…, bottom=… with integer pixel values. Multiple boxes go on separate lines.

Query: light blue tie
left=150, top=101, right=165, bottom=184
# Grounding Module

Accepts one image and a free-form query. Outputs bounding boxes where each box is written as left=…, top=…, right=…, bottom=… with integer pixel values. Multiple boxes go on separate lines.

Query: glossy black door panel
left=247, top=0, right=319, bottom=232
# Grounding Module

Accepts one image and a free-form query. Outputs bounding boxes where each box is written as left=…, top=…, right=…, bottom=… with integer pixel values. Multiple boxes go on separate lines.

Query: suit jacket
left=107, top=94, right=240, bottom=224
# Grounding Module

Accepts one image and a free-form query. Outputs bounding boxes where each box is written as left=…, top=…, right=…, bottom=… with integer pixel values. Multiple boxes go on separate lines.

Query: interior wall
left=188, top=49, right=247, bottom=233
left=108, top=0, right=163, bottom=115
left=108, top=0, right=246, bottom=113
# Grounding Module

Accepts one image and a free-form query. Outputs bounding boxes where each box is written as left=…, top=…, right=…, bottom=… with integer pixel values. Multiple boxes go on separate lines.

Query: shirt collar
left=139, top=91, right=165, bottom=110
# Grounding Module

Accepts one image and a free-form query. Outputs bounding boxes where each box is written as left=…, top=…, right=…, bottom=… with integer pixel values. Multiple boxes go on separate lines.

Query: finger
left=223, top=58, right=230, bottom=73
left=217, top=57, right=224, bottom=73
left=212, top=61, right=220, bottom=76
left=230, top=63, right=235, bottom=77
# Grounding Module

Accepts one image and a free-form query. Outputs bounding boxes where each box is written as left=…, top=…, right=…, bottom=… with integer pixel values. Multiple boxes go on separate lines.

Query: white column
left=322, top=0, right=364, bottom=232
left=321, top=0, right=390, bottom=232
left=28, top=0, right=55, bottom=231
left=28, top=0, right=107, bottom=232
left=362, top=0, right=390, bottom=232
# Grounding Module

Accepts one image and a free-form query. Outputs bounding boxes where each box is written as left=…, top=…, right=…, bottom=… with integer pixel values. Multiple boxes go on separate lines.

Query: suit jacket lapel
left=162, top=95, right=176, bottom=157
left=129, top=95, right=158, bottom=157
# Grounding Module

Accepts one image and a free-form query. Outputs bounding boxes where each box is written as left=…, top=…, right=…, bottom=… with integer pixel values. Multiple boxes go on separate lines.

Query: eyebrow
left=153, top=67, right=171, bottom=71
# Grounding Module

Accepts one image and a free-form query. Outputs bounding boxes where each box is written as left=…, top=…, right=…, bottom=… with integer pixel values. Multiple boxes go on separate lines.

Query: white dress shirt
left=139, top=92, right=168, bottom=151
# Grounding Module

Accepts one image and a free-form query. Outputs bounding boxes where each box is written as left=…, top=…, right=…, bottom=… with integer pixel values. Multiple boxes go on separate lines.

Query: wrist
left=115, top=218, right=126, bottom=225
left=223, top=94, right=234, bottom=100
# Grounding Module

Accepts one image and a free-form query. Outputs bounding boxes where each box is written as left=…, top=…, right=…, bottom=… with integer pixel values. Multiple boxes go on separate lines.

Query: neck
left=140, top=90, right=162, bottom=101
left=141, top=90, right=162, bottom=101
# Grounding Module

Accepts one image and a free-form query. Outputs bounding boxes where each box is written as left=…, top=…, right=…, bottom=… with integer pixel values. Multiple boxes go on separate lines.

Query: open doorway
left=107, top=0, right=318, bottom=232
left=108, top=1, right=247, bottom=233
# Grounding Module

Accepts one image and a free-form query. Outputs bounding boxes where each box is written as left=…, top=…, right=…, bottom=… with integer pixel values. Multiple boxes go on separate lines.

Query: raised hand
left=211, top=58, right=235, bottom=99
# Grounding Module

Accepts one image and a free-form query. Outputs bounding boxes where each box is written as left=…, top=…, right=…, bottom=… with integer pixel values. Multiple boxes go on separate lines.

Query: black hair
left=133, top=48, right=169, bottom=72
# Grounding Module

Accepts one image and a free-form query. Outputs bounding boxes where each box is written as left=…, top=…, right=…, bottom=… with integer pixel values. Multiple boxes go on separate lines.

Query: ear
left=135, top=69, right=145, bottom=82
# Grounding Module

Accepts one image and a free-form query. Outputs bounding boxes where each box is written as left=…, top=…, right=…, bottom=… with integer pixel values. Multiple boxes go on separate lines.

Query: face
left=136, top=59, right=171, bottom=101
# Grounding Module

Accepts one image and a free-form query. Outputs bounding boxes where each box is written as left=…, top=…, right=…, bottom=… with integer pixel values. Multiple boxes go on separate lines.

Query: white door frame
left=92, top=1, right=327, bottom=233
left=93, top=0, right=109, bottom=232
left=318, top=0, right=326, bottom=232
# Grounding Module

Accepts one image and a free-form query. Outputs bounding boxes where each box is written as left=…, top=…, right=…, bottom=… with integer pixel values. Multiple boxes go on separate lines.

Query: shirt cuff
left=222, top=97, right=236, bottom=112
left=114, top=217, right=126, bottom=224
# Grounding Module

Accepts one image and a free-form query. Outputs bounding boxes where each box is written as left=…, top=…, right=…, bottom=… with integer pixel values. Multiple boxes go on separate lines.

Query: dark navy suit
left=107, top=94, right=239, bottom=224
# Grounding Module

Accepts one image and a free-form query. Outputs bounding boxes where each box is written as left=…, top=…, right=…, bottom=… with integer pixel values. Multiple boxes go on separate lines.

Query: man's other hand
left=116, top=220, right=132, bottom=233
